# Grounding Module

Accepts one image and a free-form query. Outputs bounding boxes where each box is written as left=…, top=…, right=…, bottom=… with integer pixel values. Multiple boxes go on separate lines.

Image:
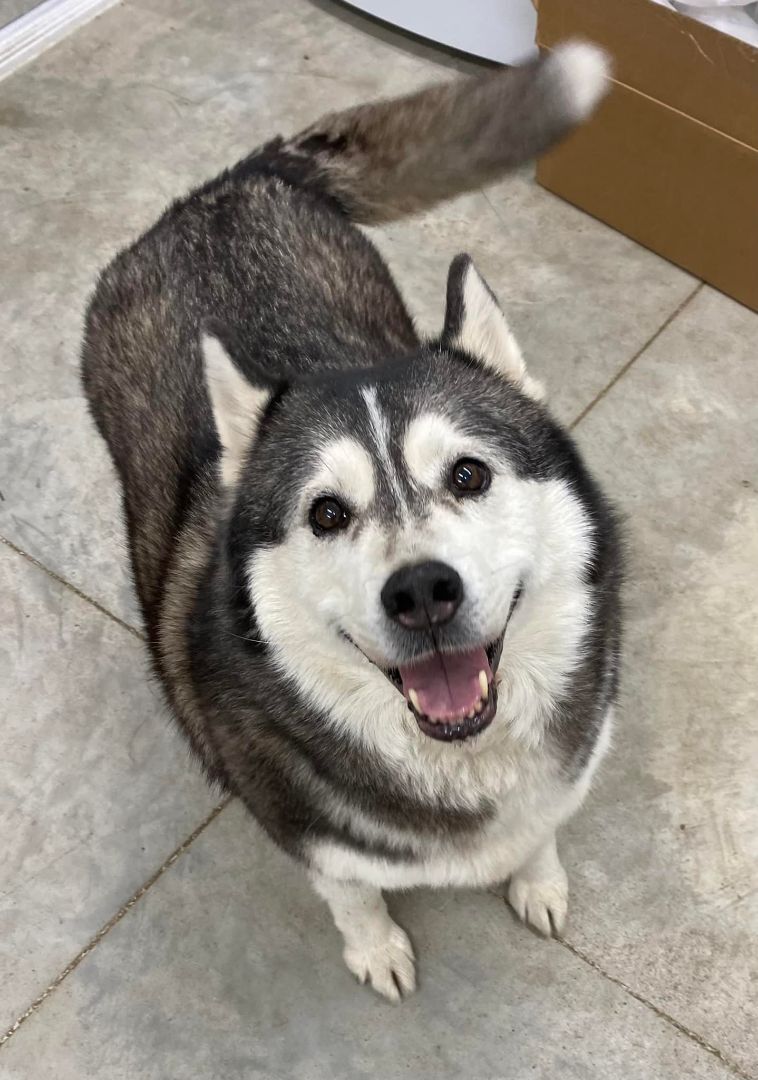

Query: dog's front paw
left=508, top=860, right=568, bottom=937
left=343, top=922, right=416, bottom=1002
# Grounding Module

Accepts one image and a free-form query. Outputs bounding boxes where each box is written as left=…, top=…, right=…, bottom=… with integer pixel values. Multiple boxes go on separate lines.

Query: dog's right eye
left=310, top=496, right=350, bottom=535
left=449, top=458, right=491, bottom=496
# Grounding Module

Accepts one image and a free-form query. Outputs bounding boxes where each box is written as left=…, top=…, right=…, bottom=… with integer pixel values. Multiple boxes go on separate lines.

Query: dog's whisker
left=221, top=628, right=267, bottom=645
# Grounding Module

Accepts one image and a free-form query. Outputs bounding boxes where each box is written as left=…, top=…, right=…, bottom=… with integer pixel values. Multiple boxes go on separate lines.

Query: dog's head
left=204, top=256, right=595, bottom=746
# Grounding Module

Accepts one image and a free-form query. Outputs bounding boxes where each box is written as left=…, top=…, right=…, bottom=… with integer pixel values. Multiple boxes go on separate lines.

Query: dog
left=81, top=41, right=622, bottom=1000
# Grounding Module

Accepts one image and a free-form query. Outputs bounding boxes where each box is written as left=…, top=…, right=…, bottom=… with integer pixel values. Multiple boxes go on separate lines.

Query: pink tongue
left=399, top=647, right=491, bottom=721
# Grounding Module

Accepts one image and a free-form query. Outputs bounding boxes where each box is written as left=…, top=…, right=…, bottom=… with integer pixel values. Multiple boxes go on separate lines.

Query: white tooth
left=479, top=670, right=489, bottom=699
left=408, top=689, right=421, bottom=713
left=467, top=709, right=475, bottom=719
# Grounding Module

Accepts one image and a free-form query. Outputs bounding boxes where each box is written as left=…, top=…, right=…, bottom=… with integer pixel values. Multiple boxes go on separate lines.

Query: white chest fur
left=308, top=711, right=611, bottom=892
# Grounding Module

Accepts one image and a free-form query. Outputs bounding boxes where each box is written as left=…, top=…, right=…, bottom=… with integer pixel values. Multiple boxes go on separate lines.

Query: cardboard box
left=535, top=0, right=758, bottom=312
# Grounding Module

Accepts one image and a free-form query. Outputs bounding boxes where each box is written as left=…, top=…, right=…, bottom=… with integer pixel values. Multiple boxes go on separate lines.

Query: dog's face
left=205, top=256, right=593, bottom=746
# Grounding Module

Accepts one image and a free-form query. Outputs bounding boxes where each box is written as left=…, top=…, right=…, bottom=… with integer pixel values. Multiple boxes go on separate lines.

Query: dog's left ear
left=202, top=333, right=274, bottom=488
left=442, top=254, right=544, bottom=400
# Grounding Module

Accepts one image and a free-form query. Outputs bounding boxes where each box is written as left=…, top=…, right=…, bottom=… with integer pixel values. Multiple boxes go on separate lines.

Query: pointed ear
left=442, top=254, right=544, bottom=400
left=202, top=333, right=273, bottom=487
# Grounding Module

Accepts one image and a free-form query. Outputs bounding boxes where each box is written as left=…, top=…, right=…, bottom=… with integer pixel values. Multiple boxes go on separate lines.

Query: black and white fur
left=82, top=41, right=622, bottom=1000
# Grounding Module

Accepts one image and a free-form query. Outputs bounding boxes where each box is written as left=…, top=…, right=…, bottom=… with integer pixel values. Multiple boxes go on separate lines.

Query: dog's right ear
left=442, top=254, right=544, bottom=400
left=202, top=333, right=273, bottom=488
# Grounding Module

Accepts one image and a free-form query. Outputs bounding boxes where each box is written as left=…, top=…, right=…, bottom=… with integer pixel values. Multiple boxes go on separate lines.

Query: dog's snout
left=381, top=560, right=463, bottom=630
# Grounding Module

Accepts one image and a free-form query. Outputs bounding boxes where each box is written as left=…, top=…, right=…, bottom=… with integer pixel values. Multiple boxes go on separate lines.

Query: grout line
left=490, top=889, right=751, bottom=1075
left=480, top=176, right=703, bottom=436
left=0, top=796, right=232, bottom=1052
left=556, top=280, right=751, bottom=1070
left=488, top=889, right=753, bottom=1078
left=0, top=533, right=144, bottom=642
left=555, top=935, right=754, bottom=1080
left=0, top=282, right=703, bottom=644
left=568, top=282, right=705, bottom=431
left=0, top=252, right=716, bottom=1061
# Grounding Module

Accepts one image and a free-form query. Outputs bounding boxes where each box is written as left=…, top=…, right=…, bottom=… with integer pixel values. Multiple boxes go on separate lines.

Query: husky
left=81, top=41, right=622, bottom=1000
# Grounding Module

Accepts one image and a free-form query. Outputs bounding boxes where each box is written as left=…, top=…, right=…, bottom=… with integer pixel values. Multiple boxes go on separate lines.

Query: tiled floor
left=1, top=2, right=755, bottom=1077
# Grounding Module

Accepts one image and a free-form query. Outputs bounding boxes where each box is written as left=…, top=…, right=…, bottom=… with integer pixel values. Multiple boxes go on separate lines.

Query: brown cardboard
left=536, top=0, right=758, bottom=312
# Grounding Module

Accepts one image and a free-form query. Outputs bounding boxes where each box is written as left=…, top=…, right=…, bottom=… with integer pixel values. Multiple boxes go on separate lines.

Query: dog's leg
left=507, top=834, right=569, bottom=937
left=311, top=873, right=416, bottom=1001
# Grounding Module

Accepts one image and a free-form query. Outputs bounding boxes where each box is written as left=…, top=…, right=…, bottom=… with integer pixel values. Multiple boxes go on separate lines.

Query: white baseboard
left=0, top=0, right=117, bottom=80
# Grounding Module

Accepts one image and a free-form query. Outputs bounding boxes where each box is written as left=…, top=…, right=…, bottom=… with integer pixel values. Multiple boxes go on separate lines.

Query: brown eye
left=310, top=496, right=350, bottom=534
left=450, top=458, right=490, bottom=495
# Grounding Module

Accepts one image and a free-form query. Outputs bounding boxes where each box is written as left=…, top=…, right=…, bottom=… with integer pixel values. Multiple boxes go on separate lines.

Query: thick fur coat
left=82, top=42, right=622, bottom=999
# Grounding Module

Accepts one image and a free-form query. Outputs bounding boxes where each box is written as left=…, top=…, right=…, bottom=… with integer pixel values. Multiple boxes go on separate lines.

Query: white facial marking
left=308, top=437, right=375, bottom=511
left=249, top=455, right=594, bottom=771
left=402, top=412, right=495, bottom=490
left=361, top=385, right=408, bottom=514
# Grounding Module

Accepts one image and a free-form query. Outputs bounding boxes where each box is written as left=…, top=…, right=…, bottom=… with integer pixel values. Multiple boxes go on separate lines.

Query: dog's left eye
left=310, top=496, right=350, bottom=535
left=450, top=458, right=490, bottom=495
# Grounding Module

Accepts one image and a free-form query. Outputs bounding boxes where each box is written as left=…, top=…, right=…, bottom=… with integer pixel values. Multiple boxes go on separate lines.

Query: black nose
left=381, top=560, right=463, bottom=630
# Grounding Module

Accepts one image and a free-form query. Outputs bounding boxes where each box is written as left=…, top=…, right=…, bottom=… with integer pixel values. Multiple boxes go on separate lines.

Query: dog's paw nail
left=344, top=924, right=416, bottom=1001
left=508, top=874, right=568, bottom=938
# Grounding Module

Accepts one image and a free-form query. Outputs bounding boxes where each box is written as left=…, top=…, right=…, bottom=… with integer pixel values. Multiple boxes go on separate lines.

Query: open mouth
left=389, top=635, right=504, bottom=742
left=342, top=586, right=522, bottom=743
left=377, top=584, right=522, bottom=744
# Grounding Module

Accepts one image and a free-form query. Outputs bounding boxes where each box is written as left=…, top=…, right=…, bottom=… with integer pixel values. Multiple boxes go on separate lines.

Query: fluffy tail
left=259, top=41, right=609, bottom=224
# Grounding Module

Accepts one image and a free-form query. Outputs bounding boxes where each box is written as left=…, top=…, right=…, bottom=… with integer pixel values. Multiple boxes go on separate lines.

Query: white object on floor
left=0, top=0, right=117, bottom=80
left=344, top=0, right=538, bottom=64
